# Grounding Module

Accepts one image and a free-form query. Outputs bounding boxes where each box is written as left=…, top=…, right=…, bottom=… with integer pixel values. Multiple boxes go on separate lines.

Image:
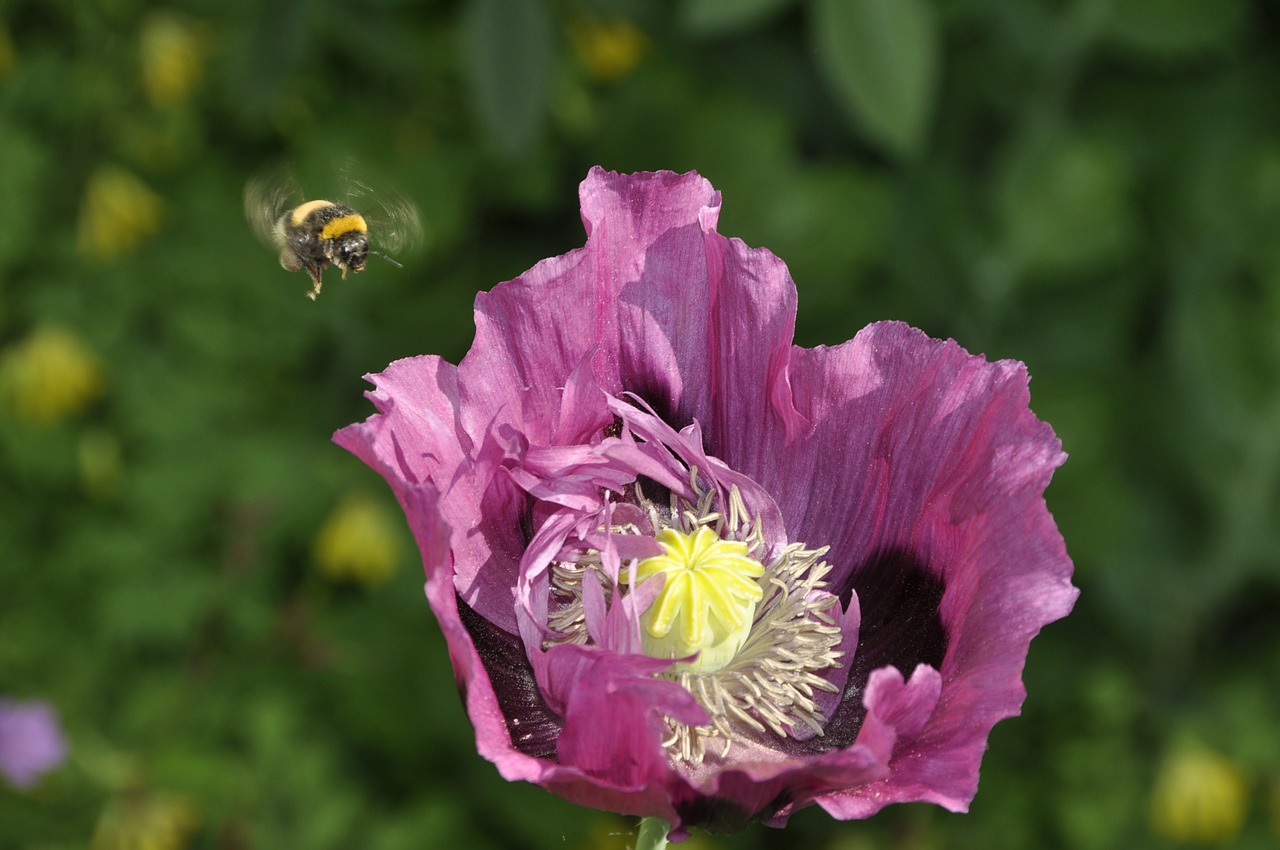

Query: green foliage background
left=3, top=0, right=1279, bottom=847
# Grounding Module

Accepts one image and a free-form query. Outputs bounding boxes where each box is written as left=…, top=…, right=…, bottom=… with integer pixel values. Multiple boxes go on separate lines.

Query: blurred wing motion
left=336, top=158, right=425, bottom=255
left=243, top=164, right=304, bottom=254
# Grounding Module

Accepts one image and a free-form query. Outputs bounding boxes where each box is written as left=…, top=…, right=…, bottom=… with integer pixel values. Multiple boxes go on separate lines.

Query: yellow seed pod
left=628, top=526, right=765, bottom=674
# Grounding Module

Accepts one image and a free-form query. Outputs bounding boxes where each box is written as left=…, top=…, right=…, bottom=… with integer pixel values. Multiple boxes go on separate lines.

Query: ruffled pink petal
left=679, top=738, right=887, bottom=833
left=758, top=321, right=1077, bottom=816
left=335, top=355, right=529, bottom=632
left=547, top=645, right=706, bottom=782
left=852, top=665, right=943, bottom=767
left=695, top=212, right=809, bottom=455
left=799, top=664, right=943, bottom=820
left=456, top=169, right=719, bottom=442
left=339, top=414, right=557, bottom=775
left=335, top=170, right=1077, bottom=835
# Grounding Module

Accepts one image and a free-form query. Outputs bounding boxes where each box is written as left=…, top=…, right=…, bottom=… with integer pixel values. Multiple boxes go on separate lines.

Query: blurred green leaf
left=809, top=0, right=938, bottom=159
left=369, top=799, right=499, bottom=850
left=1052, top=732, right=1146, bottom=850
left=99, top=566, right=220, bottom=647
left=996, top=130, right=1137, bottom=278
left=462, top=0, right=555, bottom=157
left=680, top=0, right=798, bottom=35
left=1170, top=269, right=1280, bottom=434
left=0, top=126, right=51, bottom=273
left=1101, top=0, right=1246, bottom=60
left=766, top=164, right=895, bottom=343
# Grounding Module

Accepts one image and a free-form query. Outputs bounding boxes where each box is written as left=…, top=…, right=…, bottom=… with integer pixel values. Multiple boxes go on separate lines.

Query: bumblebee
left=245, top=163, right=422, bottom=300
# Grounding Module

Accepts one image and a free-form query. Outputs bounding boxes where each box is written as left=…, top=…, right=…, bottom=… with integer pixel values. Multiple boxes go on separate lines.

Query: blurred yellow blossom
left=1149, top=744, right=1249, bottom=845
left=91, top=793, right=199, bottom=850
left=568, top=15, right=647, bottom=83
left=1269, top=774, right=1280, bottom=839
left=139, top=11, right=208, bottom=108
left=314, top=492, right=402, bottom=586
left=0, top=24, right=16, bottom=81
left=1, top=325, right=104, bottom=425
left=578, top=817, right=634, bottom=850
left=77, top=166, right=164, bottom=261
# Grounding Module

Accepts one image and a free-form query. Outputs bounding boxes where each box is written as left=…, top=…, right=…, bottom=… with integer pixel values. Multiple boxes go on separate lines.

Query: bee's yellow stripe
left=290, top=199, right=335, bottom=224
left=320, top=214, right=368, bottom=240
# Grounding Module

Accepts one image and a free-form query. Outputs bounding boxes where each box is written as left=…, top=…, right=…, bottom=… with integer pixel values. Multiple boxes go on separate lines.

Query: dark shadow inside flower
left=842, top=549, right=947, bottom=690
left=674, top=791, right=774, bottom=836
left=457, top=593, right=563, bottom=760
left=795, top=548, right=947, bottom=753
left=624, top=475, right=673, bottom=524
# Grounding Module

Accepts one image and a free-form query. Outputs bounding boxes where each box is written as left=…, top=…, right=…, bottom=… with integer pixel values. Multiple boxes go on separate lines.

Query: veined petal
left=336, top=169, right=1076, bottom=837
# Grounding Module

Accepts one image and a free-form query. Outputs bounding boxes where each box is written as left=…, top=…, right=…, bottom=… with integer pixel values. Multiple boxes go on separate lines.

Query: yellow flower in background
left=91, top=793, right=199, bottom=850
left=0, top=325, right=104, bottom=425
left=0, top=24, right=16, bottom=81
left=568, top=15, right=647, bottom=83
left=77, top=166, right=164, bottom=262
left=139, top=11, right=208, bottom=108
left=314, top=492, right=401, bottom=586
left=1269, top=774, right=1280, bottom=839
left=577, top=817, right=636, bottom=850
left=1149, top=744, right=1249, bottom=845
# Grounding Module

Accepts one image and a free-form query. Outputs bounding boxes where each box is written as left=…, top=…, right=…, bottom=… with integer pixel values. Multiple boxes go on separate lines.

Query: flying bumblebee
left=244, top=163, right=423, bottom=300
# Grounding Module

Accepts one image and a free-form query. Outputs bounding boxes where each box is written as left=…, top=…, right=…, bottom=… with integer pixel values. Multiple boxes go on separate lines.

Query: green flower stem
left=635, top=817, right=670, bottom=850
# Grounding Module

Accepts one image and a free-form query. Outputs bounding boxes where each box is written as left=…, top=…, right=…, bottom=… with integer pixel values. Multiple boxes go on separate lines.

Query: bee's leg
left=304, top=262, right=325, bottom=300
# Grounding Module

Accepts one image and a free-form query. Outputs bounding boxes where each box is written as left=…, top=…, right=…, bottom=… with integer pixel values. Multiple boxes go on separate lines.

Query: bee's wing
left=243, top=164, right=304, bottom=249
left=337, top=159, right=424, bottom=256
left=364, top=185, right=425, bottom=256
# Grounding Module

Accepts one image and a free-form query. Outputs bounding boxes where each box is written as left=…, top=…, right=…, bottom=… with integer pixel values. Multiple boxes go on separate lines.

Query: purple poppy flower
left=0, top=698, right=68, bottom=790
left=336, top=168, right=1077, bottom=837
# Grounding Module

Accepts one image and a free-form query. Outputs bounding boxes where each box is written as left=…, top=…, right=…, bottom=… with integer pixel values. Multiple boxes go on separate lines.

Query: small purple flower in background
left=337, top=168, right=1077, bottom=839
left=0, top=698, right=68, bottom=790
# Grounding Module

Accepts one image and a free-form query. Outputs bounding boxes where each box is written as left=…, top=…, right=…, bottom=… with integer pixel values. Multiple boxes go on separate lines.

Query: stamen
left=543, top=461, right=846, bottom=767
